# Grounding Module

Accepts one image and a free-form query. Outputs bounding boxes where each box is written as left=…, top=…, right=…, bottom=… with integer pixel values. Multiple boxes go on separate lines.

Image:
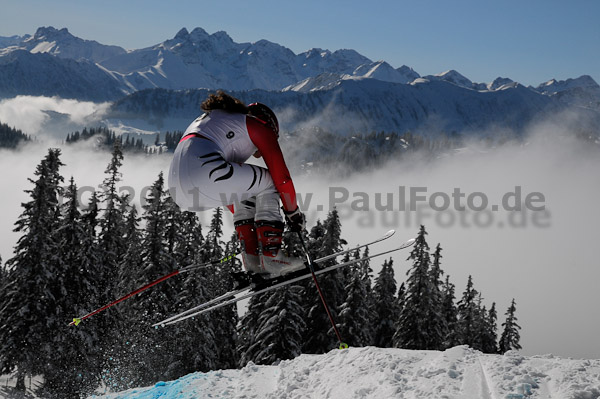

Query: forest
left=0, top=140, right=521, bottom=398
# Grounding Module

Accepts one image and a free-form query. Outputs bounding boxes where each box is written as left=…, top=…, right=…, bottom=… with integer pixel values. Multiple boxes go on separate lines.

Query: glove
left=284, top=207, right=306, bottom=232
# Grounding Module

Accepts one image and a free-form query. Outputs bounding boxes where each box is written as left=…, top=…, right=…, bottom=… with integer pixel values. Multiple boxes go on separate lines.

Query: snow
left=92, top=346, right=600, bottom=399
left=30, top=41, right=56, bottom=54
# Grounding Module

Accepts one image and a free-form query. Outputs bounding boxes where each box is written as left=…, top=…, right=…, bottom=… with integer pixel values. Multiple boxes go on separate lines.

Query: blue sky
left=1, top=0, right=598, bottom=86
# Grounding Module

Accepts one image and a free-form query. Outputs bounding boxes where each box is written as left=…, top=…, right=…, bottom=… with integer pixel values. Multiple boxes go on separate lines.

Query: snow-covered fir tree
left=126, top=172, right=181, bottom=385
left=0, top=255, right=4, bottom=284
left=170, top=211, right=218, bottom=375
left=481, top=302, right=499, bottom=354
left=338, top=255, right=374, bottom=347
left=472, top=298, right=488, bottom=352
left=96, top=139, right=131, bottom=378
left=393, top=225, right=443, bottom=349
left=108, top=205, right=146, bottom=390
left=428, top=243, right=448, bottom=350
left=441, top=275, right=459, bottom=349
left=372, top=258, right=399, bottom=348
left=303, top=209, right=347, bottom=353
left=499, top=298, right=522, bottom=353
left=456, top=275, right=480, bottom=348
left=396, top=282, right=406, bottom=316
left=41, top=177, right=102, bottom=399
left=208, top=210, right=239, bottom=369
left=98, top=140, right=129, bottom=302
left=358, top=246, right=376, bottom=342
left=238, top=292, right=270, bottom=367
left=207, top=207, right=224, bottom=260
left=0, top=149, right=64, bottom=392
left=82, top=190, right=100, bottom=237
left=242, top=285, right=306, bottom=365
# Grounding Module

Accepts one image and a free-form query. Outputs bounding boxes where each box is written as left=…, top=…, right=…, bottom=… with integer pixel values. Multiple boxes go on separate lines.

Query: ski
left=312, top=229, right=396, bottom=264
left=153, top=285, right=251, bottom=326
left=153, top=230, right=396, bottom=326
left=68, top=253, right=238, bottom=326
left=153, top=236, right=415, bottom=327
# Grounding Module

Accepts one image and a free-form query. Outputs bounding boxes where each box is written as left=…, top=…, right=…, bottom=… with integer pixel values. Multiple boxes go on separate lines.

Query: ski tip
left=71, top=318, right=82, bottom=327
left=384, top=229, right=396, bottom=239
left=401, top=238, right=416, bottom=249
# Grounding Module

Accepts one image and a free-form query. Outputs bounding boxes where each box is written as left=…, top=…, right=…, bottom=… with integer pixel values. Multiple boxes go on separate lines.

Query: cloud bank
left=0, top=96, right=111, bottom=139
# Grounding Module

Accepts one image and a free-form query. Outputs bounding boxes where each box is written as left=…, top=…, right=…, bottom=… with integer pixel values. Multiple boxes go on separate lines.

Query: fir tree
left=96, top=139, right=131, bottom=386
left=338, top=259, right=373, bottom=347
left=372, top=258, right=399, bottom=347
left=358, top=246, right=376, bottom=342
left=128, top=172, right=180, bottom=384
left=109, top=205, right=146, bottom=390
left=499, top=299, right=522, bottom=353
left=208, top=209, right=239, bottom=369
left=0, top=122, right=30, bottom=148
left=242, top=286, right=306, bottom=365
left=238, top=292, right=270, bottom=367
left=427, top=243, right=448, bottom=350
left=481, top=303, right=499, bottom=354
left=393, top=225, right=443, bottom=349
left=41, top=177, right=102, bottom=399
left=0, top=255, right=4, bottom=281
left=97, top=140, right=129, bottom=304
left=441, top=275, right=459, bottom=349
left=303, top=209, right=347, bottom=353
left=167, top=211, right=217, bottom=378
left=0, top=149, right=64, bottom=392
left=396, top=282, right=406, bottom=317
left=207, top=207, right=224, bottom=259
left=456, top=275, right=480, bottom=348
left=471, top=298, right=487, bottom=352
left=82, top=191, right=100, bottom=237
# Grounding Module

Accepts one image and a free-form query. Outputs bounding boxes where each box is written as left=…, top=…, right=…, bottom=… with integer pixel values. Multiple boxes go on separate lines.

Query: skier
left=168, top=91, right=306, bottom=281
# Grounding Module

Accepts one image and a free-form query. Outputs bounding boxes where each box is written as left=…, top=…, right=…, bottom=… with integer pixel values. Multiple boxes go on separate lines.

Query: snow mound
left=93, top=346, right=600, bottom=399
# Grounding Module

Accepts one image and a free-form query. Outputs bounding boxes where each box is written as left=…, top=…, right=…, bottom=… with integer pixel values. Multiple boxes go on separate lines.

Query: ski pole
left=297, top=233, right=348, bottom=350
left=69, top=252, right=237, bottom=326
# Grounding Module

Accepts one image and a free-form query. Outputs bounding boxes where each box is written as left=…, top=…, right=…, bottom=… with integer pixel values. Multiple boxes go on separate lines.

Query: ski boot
left=234, top=219, right=261, bottom=273
left=256, top=220, right=306, bottom=277
left=233, top=219, right=263, bottom=289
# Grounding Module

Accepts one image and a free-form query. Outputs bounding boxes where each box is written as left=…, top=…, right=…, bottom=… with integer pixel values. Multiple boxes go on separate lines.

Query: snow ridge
left=94, top=346, right=600, bottom=399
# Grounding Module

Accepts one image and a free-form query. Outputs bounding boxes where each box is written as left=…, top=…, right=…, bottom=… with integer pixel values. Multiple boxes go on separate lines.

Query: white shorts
left=168, top=137, right=282, bottom=222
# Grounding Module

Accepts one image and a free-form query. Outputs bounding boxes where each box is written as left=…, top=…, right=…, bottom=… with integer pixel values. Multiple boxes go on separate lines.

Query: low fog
left=0, top=96, right=111, bottom=139
left=0, top=98, right=598, bottom=360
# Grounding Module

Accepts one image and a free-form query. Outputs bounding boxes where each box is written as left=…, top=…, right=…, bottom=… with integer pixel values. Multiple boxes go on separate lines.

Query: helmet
left=248, top=103, right=279, bottom=137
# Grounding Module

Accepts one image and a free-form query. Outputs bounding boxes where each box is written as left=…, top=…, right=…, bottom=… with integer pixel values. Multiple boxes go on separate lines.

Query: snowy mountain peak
left=537, top=75, right=600, bottom=95
left=188, top=27, right=211, bottom=42
left=174, top=28, right=189, bottom=39
left=1, top=25, right=599, bottom=116
left=397, top=65, right=420, bottom=81
left=0, top=34, right=28, bottom=50
left=32, top=26, right=70, bottom=40
left=533, top=75, right=600, bottom=110
left=15, top=25, right=126, bottom=63
left=302, top=47, right=328, bottom=58
left=433, top=69, right=474, bottom=88
left=283, top=72, right=346, bottom=92
left=212, top=30, right=234, bottom=44
left=488, top=77, right=516, bottom=91
left=353, top=60, right=415, bottom=84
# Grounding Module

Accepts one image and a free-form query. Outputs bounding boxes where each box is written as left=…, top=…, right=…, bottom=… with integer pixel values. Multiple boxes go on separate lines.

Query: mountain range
left=1, top=26, right=599, bottom=136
